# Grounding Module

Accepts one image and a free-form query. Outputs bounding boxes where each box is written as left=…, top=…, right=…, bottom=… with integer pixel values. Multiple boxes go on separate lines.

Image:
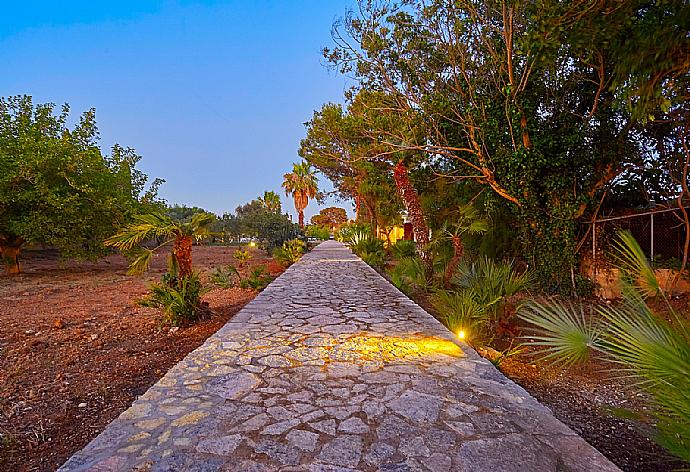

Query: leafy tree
left=282, top=161, right=318, bottom=228
left=320, top=0, right=687, bottom=287
left=235, top=197, right=300, bottom=249
left=166, top=204, right=210, bottom=223
left=105, top=212, right=216, bottom=280
left=258, top=190, right=282, bottom=214
left=311, top=207, right=348, bottom=230
left=0, top=95, right=159, bottom=274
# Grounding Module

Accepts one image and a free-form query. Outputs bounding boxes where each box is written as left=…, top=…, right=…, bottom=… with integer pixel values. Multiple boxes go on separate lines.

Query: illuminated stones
left=59, top=241, right=620, bottom=472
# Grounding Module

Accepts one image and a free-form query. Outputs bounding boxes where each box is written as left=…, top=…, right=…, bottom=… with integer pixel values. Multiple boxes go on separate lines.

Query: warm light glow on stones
left=456, top=330, right=467, bottom=340
left=329, top=334, right=464, bottom=363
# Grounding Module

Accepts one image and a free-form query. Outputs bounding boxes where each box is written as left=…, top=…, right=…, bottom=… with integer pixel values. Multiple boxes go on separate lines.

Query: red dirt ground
left=0, top=245, right=283, bottom=472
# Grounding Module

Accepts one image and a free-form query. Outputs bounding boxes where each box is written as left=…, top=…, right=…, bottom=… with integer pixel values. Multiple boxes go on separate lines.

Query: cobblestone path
left=60, top=241, right=619, bottom=472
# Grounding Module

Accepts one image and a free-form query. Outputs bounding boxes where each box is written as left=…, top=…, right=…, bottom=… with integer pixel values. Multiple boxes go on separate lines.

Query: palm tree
left=282, top=162, right=318, bottom=228
left=258, top=190, right=282, bottom=213
left=432, top=204, right=489, bottom=288
left=105, top=212, right=215, bottom=281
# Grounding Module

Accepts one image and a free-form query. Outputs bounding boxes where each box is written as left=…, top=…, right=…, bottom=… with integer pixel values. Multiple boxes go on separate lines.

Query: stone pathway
left=59, top=241, right=619, bottom=472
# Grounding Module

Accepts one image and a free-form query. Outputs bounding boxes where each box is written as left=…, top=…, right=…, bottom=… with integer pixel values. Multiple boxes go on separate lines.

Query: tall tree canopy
left=311, top=207, right=348, bottom=229
left=309, top=0, right=689, bottom=287
left=0, top=95, right=161, bottom=274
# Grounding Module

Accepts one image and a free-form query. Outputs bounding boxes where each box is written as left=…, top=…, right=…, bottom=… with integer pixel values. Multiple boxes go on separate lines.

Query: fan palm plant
left=105, top=212, right=215, bottom=280
left=519, top=231, right=690, bottom=462
left=282, top=162, right=318, bottom=228
left=433, top=206, right=490, bottom=288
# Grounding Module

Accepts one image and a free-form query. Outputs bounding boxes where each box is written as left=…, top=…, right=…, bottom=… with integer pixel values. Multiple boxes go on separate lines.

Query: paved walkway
left=60, top=241, right=618, bottom=472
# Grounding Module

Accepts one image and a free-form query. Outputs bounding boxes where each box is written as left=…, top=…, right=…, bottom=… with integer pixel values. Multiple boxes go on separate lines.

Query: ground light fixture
left=456, top=329, right=467, bottom=341
left=249, top=241, right=256, bottom=248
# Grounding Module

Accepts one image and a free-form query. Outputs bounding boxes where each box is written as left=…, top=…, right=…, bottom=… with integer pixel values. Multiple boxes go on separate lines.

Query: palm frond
left=431, top=289, right=485, bottom=333
left=613, top=230, right=661, bottom=297
left=105, top=213, right=177, bottom=250
left=598, top=301, right=690, bottom=386
left=127, top=248, right=154, bottom=275
left=519, top=299, right=603, bottom=367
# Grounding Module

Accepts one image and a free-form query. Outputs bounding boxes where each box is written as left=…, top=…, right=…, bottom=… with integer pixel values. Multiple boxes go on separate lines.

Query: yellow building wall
left=377, top=226, right=405, bottom=246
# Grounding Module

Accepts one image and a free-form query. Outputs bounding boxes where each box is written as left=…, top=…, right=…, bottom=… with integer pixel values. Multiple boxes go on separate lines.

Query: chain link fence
left=585, top=207, right=689, bottom=268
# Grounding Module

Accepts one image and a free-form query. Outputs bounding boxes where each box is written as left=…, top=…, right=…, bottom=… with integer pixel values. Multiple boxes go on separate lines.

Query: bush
left=455, top=256, right=533, bottom=315
left=391, top=239, right=416, bottom=260
left=387, top=256, right=429, bottom=294
left=138, top=273, right=208, bottom=326
left=350, top=234, right=386, bottom=268
left=273, top=238, right=306, bottom=266
left=306, top=225, right=330, bottom=240
left=431, top=289, right=485, bottom=334
left=233, top=247, right=251, bottom=264
left=519, top=231, right=690, bottom=462
left=335, top=222, right=371, bottom=242
left=239, top=265, right=273, bottom=290
left=210, top=265, right=239, bottom=288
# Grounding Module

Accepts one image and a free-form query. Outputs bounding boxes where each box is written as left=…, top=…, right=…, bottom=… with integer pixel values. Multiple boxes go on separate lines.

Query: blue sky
left=0, top=0, right=354, bottom=220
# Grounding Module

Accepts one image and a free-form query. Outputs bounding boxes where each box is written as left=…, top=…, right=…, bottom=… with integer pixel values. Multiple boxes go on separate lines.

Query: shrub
left=138, top=273, right=208, bottom=326
left=455, top=256, right=533, bottom=315
left=391, top=239, right=416, bottom=260
left=306, top=225, right=330, bottom=240
left=387, top=256, right=429, bottom=294
left=335, top=222, right=371, bottom=242
left=210, top=265, right=239, bottom=288
left=233, top=247, right=251, bottom=264
left=431, top=289, right=485, bottom=334
left=239, top=265, right=273, bottom=290
left=519, top=231, right=690, bottom=462
left=273, top=238, right=306, bottom=266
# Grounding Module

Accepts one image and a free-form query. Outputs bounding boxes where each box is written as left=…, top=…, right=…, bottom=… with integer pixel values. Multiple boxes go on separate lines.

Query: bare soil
left=0, top=246, right=283, bottom=472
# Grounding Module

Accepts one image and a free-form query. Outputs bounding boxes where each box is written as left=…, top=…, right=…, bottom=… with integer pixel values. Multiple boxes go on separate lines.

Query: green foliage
left=105, top=212, right=215, bottom=275
left=431, top=290, right=485, bottom=334
left=519, top=299, right=602, bottom=367
left=428, top=257, right=533, bottom=342
left=311, top=207, right=347, bottom=228
left=210, top=265, right=239, bottom=289
left=305, top=225, right=330, bottom=240
left=390, top=240, right=416, bottom=260
left=233, top=247, right=251, bottom=264
left=258, top=190, right=282, bottom=213
left=234, top=198, right=301, bottom=250
left=273, top=238, right=306, bottom=266
left=335, top=222, right=370, bottom=243
left=166, top=204, right=210, bottom=223
left=455, top=257, right=533, bottom=314
left=138, top=273, right=208, bottom=326
left=0, top=95, right=161, bottom=272
left=387, top=256, right=429, bottom=295
left=519, top=231, right=690, bottom=461
left=345, top=228, right=386, bottom=268
left=239, top=265, right=273, bottom=290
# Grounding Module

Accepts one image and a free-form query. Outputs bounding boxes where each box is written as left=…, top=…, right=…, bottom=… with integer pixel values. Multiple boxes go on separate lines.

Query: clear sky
left=0, top=0, right=354, bottom=221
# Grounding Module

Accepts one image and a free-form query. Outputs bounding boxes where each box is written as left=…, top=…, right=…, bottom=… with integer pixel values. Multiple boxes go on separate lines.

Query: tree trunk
left=393, top=160, right=432, bottom=277
left=298, top=211, right=305, bottom=228
left=172, top=235, right=193, bottom=280
left=444, top=235, right=464, bottom=289
left=1, top=243, right=22, bottom=275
